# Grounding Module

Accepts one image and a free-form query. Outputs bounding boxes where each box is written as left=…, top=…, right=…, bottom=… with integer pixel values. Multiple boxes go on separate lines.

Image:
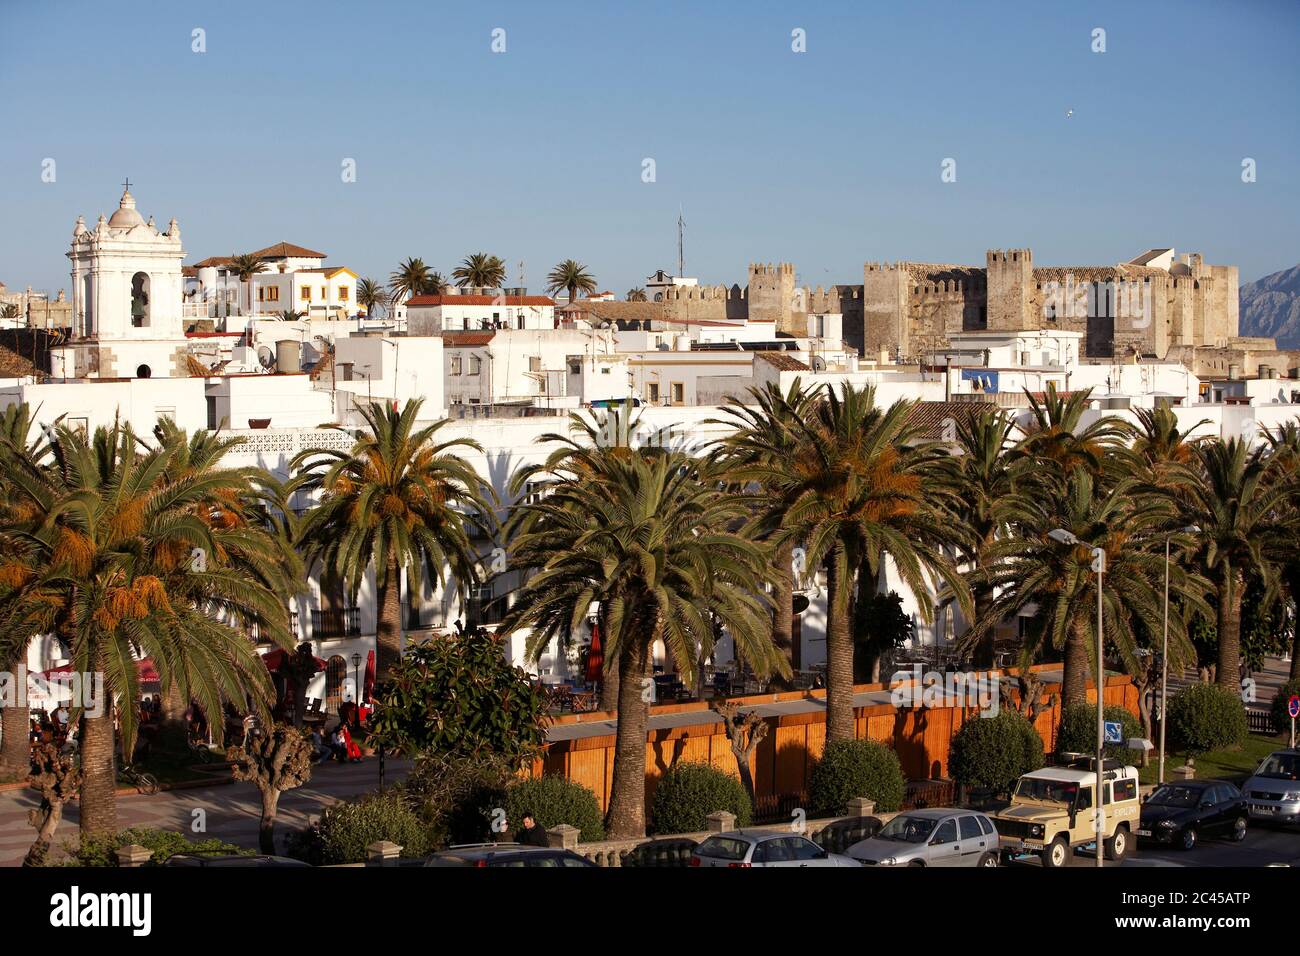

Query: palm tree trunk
left=1216, top=569, right=1243, bottom=693
left=596, top=606, right=619, bottom=712
left=1, top=659, right=30, bottom=778
left=1061, top=618, right=1090, bottom=708
left=971, top=582, right=995, bottom=670
left=605, top=639, right=651, bottom=839
left=375, top=553, right=402, bottom=678
left=1290, top=628, right=1300, bottom=682
left=79, top=709, right=117, bottom=838
left=771, top=538, right=795, bottom=688
left=259, top=787, right=280, bottom=854
left=160, top=679, right=185, bottom=729
left=825, top=546, right=856, bottom=743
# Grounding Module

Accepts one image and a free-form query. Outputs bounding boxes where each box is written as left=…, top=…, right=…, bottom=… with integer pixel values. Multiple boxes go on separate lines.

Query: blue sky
left=1, top=0, right=1297, bottom=297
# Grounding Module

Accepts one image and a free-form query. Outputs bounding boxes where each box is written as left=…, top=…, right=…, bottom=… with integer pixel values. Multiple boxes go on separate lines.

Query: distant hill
left=1240, top=265, right=1300, bottom=348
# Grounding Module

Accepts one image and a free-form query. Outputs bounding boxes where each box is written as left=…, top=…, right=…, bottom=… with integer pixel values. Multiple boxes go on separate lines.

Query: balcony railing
left=312, top=607, right=360, bottom=637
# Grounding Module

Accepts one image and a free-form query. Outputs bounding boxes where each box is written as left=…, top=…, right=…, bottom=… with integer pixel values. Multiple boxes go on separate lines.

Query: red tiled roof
left=755, top=351, right=811, bottom=372
left=407, top=295, right=555, bottom=307
left=249, top=241, right=327, bottom=259
left=191, top=256, right=235, bottom=269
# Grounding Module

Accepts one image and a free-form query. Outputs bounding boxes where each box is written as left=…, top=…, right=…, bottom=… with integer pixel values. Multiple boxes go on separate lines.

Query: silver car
left=845, top=808, right=1000, bottom=867
left=689, top=829, right=860, bottom=867
left=1243, top=749, right=1300, bottom=826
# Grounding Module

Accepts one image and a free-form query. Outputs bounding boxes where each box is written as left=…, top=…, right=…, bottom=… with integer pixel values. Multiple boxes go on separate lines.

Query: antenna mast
left=677, top=207, right=685, bottom=278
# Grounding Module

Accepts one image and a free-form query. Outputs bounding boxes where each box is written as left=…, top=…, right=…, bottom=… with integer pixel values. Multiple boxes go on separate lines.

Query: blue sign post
left=1288, top=696, right=1299, bottom=748
left=1103, top=721, right=1123, bottom=745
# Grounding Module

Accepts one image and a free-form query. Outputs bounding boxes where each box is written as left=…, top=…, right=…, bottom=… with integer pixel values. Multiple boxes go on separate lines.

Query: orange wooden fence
left=535, top=668, right=1140, bottom=814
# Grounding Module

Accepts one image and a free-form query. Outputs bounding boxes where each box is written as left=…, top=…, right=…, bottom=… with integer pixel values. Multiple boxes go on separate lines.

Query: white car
left=689, top=829, right=860, bottom=867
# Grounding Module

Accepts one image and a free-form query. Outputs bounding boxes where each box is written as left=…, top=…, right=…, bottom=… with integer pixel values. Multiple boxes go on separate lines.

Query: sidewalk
left=0, top=756, right=412, bottom=866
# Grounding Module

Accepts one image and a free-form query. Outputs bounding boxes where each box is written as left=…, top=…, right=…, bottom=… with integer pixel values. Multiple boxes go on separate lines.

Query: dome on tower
left=108, top=187, right=146, bottom=228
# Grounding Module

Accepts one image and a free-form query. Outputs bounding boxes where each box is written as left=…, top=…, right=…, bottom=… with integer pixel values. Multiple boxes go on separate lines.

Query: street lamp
left=1050, top=527, right=1106, bottom=868
left=1159, top=525, right=1199, bottom=785
left=351, top=652, right=362, bottom=704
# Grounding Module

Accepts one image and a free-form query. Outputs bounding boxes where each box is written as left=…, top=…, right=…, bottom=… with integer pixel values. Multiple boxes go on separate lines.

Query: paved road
left=0, top=756, right=412, bottom=866
left=1000, top=823, right=1300, bottom=868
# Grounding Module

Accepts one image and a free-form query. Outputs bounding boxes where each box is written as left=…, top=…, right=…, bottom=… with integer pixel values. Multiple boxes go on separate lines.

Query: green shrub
left=650, top=762, right=752, bottom=835
left=505, top=776, right=605, bottom=843
left=948, top=710, right=1045, bottom=794
left=287, top=788, right=431, bottom=865
left=809, top=739, right=904, bottom=815
left=1269, top=679, right=1300, bottom=738
left=1057, top=703, right=1143, bottom=761
left=1167, top=683, right=1248, bottom=756
left=405, top=752, right=513, bottom=848
left=62, top=828, right=250, bottom=867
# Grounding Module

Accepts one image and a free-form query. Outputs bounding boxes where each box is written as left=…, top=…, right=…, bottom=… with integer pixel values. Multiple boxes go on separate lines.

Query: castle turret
left=986, top=248, right=1033, bottom=331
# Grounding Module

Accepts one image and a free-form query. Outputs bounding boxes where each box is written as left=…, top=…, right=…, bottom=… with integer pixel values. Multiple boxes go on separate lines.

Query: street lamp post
left=351, top=652, right=361, bottom=705
left=1050, top=528, right=1106, bottom=868
left=1158, top=525, right=1198, bottom=785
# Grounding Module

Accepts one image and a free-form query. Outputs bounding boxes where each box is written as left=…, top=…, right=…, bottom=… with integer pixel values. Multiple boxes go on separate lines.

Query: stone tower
left=985, top=248, right=1033, bottom=330
left=747, top=262, right=800, bottom=334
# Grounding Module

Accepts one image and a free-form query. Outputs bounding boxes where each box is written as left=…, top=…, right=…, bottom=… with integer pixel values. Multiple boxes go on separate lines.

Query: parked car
left=991, top=758, right=1141, bottom=867
left=164, top=853, right=310, bottom=867
left=1243, top=748, right=1300, bottom=826
left=424, top=843, right=597, bottom=867
left=1136, top=779, right=1249, bottom=849
left=845, top=808, right=1000, bottom=867
left=689, top=829, right=860, bottom=867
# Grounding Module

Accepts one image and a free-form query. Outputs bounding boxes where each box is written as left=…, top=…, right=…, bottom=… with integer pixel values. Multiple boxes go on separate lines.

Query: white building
left=406, top=294, right=556, bottom=333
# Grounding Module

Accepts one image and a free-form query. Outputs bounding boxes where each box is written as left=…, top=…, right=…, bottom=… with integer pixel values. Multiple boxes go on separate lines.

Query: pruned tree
left=998, top=671, right=1055, bottom=724
left=25, top=743, right=82, bottom=867
left=227, top=724, right=314, bottom=854
left=710, top=700, right=769, bottom=802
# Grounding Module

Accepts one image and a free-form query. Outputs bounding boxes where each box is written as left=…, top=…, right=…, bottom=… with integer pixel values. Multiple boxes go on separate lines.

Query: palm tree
left=388, top=257, right=436, bottom=304
left=940, top=406, right=1035, bottom=668
left=8, top=419, right=293, bottom=836
left=452, top=253, right=506, bottom=291
left=0, top=404, right=58, bottom=779
left=355, top=278, right=389, bottom=319
left=626, top=288, right=647, bottom=302
left=709, top=379, right=818, bottom=683
left=291, top=399, right=494, bottom=678
left=1181, top=439, right=1292, bottom=691
left=1264, top=424, right=1300, bottom=678
left=545, top=259, right=598, bottom=304
left=501, top=441, right=783, bottom=838
left=276, top=309, right=305, bottom=323
left=1124, top=401, right=1208, bottom=494
left=756, top=383, right=970, bottom=741
left=227, top=253, right=266, bottom=317
left=1016, top=383, right=1128, bottom=477
left=979, top=466, right=1209, bottom=710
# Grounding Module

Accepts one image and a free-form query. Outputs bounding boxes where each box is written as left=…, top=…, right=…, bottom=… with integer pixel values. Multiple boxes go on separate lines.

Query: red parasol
left=261, top=647, right=327, bottom=673
left=363, top=650, right=376, bottom=703
left=584, top=620, right=604, bottom=685
left=136, top=658, right=161, bottom=684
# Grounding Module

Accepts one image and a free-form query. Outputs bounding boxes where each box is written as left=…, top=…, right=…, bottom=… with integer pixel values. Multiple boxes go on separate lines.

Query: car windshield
left=1254, top=752, right=1300, bottom=780
left=695, top=837, right=750, bottom=861
left=1146, top=785, right=1200, bottom=808
left=1014, top=777, right=1079, bottom=804
left=877, top=815, right=938, bottom=843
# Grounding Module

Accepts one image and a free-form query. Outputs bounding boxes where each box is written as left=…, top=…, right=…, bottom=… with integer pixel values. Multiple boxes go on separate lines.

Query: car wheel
left=1103, top=826, right=1129, bottom=861
left=907, top=860, right=925, bottom=867
left=977, top=851, right=998, bottom=868
left=1230, top=817, right=1248, bottom=842
left=1042, top=837, right=1069, bottom=869
left=1179, top=827, right=1197, bottom=851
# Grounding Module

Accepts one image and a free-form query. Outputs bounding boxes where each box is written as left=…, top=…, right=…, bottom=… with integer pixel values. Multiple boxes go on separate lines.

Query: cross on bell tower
left=122, top=178, right=132, bottom=192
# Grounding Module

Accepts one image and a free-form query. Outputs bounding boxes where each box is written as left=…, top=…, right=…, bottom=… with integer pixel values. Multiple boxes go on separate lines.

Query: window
left=647, top=382, right=660, bottom=403
left=450, top=356, right=462, bottom=375
left=528, top=356, right=541, bottom=372
left=600, top=366, right=610, bottom=374
left=959, top=816, right=983, bottom=841
left=786, top=838, right=824, bottom=861
left=670, top=382, right=684, bottom=405
left=1112, top=778, right=1137, bottom=803
left=569, top=363, right=581, bottom=375
left=268, top=286, right=279, bottom=302
left=469, top=356, right=481, bottom=375
left=931, top=820, right=957, bottom=845
left=301, top=287, right=311, bottom=302
left=338, top=286, right=349, bottom=301
left=977, top=816, right=995, bottom=836
left=754, top=839, right=789, bottom=864
left=319, top=287, right=326, bottom=301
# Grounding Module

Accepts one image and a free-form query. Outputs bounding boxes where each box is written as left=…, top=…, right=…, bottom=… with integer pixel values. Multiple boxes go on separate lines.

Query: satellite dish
left=792, top=594, right=810, bottom=615
left=811, top=355, right=827, bottom=372
left=257, top=345, right=274, bottom=369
